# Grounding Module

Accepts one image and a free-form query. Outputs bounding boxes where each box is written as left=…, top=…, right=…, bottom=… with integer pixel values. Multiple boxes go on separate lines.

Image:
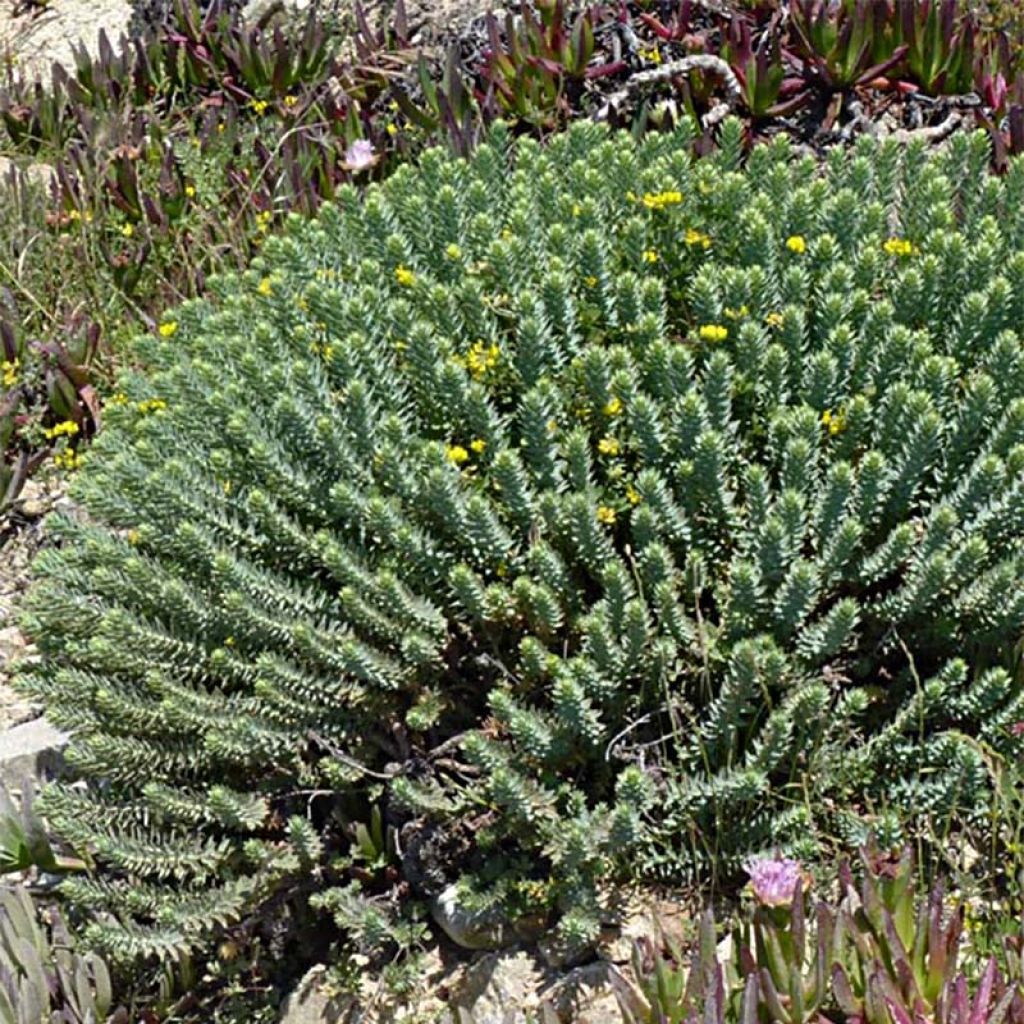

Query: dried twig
left=595, top=55, right=742, bottom=124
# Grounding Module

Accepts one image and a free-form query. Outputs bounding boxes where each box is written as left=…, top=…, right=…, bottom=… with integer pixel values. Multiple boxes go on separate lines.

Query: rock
left=279, top=965, right=359, bottom=1024
left=450, top=951, right=546, bottom=1024
left=0, top=718, right=68, bottom=791
left=431, top=884, right=523, bottom=951
left=544, top=962, right=623, bottom=1024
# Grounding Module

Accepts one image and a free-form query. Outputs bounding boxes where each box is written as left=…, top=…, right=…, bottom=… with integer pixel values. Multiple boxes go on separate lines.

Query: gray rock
left=0, top=718, right=68, bottom=790
left=279, top=966, right=358, bottom=1024
left=431, top=884, right=530, bottom=951
left=451, top=951, right=546, bottom=1024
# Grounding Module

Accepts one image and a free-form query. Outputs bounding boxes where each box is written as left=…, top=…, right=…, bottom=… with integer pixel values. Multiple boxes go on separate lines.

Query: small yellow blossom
left=283, top=95, right=298, bottom=107
left=446, top=444, right=470, bottom=465
left=446, top=243, right=462, bottom=260
left=572, top=203, right=582, bottom=216
left=395, top=266, right=416, bottom=287
left=158, top=321, right=178, bottom=338
left=121, top=223, right=134, bottom=237
left=322, top=344, right=334, bottom=362
left=53, top=449, right=83, bottom=471
left=584, top=275, right=598, bottom=288
left=724, top=305, right=749, bottom=320
left=547, top=419, right=558, bottom=433
left=642, top=190, right=682, bottom=210
left=684, top=227, right=712, bottom=249
left=44, top=420, right=80, bottom=440
left=786, top=235, right=807, bottom=254
left=883, top=237, right=916, bottom=257
left=596, top=505, right=617, bottom=525
left=223, top=480, right=233, bottom=495
left=217, top=121, right=226, bottom=133
left=698, top=324, right=728, bottom=343
left=465, top=341, right=500, bottom=380
left=68, top=209, right=81, bottom=221
left=184, top=184, right=196, bottom=197
left=137, top=398, right=167, bottom=413
left=386, top=122, right=398, bottom=137
left=765, top=311, right=785, bottom=328
left=1, top=359, right=18, bottom=389
left=257, top=276, right=273, bottom=297
left=603, top=396, right=623, bottom=417
left=127, top=528, right=140, bottom=545
left=625, top=483, right=642, bottom=505
left=821, top=408, right=846, bottom=435
left=640, top=45, right=662, bottom=65
left=108, top=392, right=128, bottom=406
left=496, top=562, right=509, bottom=578
left=470, top=438, right=487, bottom=453
left=225, top=635, right=236, bottom=647
left=250, top=99, right=269, bottom=115
left=597, top=437, right=621, bottom=456
left=642, top=249, right=659, bottom=264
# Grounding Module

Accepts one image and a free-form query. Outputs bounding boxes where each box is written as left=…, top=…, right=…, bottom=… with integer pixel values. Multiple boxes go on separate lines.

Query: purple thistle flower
left=745, top=856, right=806, bottom=907
left=343, top=139, right=376, bottom=172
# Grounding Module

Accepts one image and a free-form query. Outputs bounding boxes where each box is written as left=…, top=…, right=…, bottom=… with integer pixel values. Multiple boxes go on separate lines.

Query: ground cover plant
left=12, top=112, right=1024, bottom=1008
left=4, top=0, right=1024, bottom=512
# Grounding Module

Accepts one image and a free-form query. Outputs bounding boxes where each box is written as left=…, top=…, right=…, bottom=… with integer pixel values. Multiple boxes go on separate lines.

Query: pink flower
left=343, top=139, right=376, bottom=172
left=745, top=856, right=807, bottom=907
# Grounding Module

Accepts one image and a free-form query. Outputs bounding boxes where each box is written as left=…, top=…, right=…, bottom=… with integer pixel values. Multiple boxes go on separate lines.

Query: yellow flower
left=53, top=449, right=83, bottom=471
left=698, top=324, right=728, bottom=343
left=597, top=437, right=621, bottom=456
left=572, top=203, right=582, bottom=216
left=724, top=305, right=749, bottom=320
left=158, top=321, right=178, bottom=338
left=121, top=223, right=134, bottom=237
left=465, top=341, right=500, bottom=380
left=108, top=392, right=128, bottom=406
left=446, top=444, right=470, bottom=465
left=786, top=235, right=807, bottom=254
left=596, top=505, right=617, bottom=525
left=603, top=396, right=623, bottom=417
left=821, top=408, right=846, bottom=435
left=126, top=528, right=140, bottom=545
left=470, top=438, right=487, bottom=453
left=184, top=184, right=196, bottom=197
left=283, top=95, right=298, bottom=107
left=547, top=418, right=558, bottom=433
left=684, top=227, right=712, bottom=249
left=386, top=122, right=398, bottom=137
left=137, top=398, right=167, bottom=413
left=446, top=243, right=462, bottom=260
left=1, top=359, right=18, bottom=389
left=225, top=635, right=235, bottom=647
left=765, top=311, right=785, bottom=328
left=395, top=266, right=416, bottom=287
left=44, top=420, right=80, bottom=440
left=217, top=121, right=226, bottom=133
left=640, top=45, right=662, bottom=65
left=625, top=483, right=642, bottom=505
left=642, top=249, right=659, bottom=264
left=584, top=275, right=598, bottom=288
left=883, top=237, right=916, bottom=257
left=250, top=99, right=269, bottom=115
left=642, top=190, right=682, bottom=210
left=257, top=276, right=273, bottom=297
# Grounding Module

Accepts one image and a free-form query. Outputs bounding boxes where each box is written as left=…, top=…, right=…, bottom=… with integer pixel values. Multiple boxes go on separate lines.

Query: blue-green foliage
left=18, top=121, right=1024, bottom=955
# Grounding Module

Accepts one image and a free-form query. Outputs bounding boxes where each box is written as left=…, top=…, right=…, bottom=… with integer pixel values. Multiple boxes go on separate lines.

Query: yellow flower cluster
left=596, top=505, right=617, bottom=525
left=158, top=321, right=178, bottom=338
left=121, top=223, right=134, bottom=238
left=53, top=449, right=83, bottom=471
left=625, top=483, right=641, bottom=506
left=255, top=210, right=272, bottom=234
left=446, top=444, right=469, bottom=465
left=765, top=311, right=785, bottom=329
left=395, top=266, right=416, bottom=287
left=684, top=228, right=712, bottom=250
left=698, top=324, right=728, bottom=343
left=464, top=341, right=501, bottom=380
left=724, top=305, right=749, bottom=320
left=786, top=235, right=807, bottom=254
left=250, top=99, right=269, bottom=115
left=1, top=359, right=17, bottom=389
left=44, top=420, right=79, bottom=440
left=642, top=190, right=682, bottom=210
left=470, top=438, right=487, bottom=454
left=597, top=437, right=621, bottom=456
left=642, top=250, right=659, bottom=264
left=603, top=396, right=623, bottom=417
left=257, top=277, right=274, bottom=297
left=883, top=237, right=917, bottom=257
left=445, top=243, right=462, bottom=260
left=821, top=408, right=846, bottom=435
left=137, top=398, right=167, bottom=414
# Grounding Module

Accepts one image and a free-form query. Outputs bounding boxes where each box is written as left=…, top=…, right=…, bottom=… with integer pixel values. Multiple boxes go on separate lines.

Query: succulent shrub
left=17, top=118, right=1024, bottom=957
